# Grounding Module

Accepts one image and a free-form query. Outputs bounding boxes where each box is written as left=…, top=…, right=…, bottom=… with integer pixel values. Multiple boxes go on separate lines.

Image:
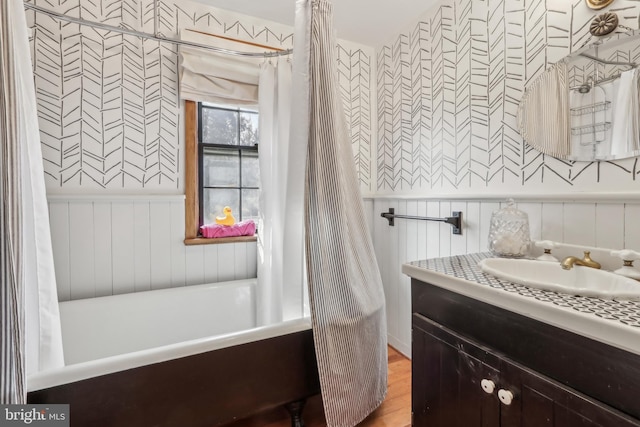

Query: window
left=198, top=103, right=260, bottom=226
left=183, top=100, right=260, bottom=245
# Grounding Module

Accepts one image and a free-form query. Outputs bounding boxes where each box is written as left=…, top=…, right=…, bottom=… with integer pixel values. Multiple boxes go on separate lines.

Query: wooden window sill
left=184, top=236, right=258, bottom=246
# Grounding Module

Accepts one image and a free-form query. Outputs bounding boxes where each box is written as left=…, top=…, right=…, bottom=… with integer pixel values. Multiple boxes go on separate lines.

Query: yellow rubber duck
left=215, top=206, right=236, bottom=226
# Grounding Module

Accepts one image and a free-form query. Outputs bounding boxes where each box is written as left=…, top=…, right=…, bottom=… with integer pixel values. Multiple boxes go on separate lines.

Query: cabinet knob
left=480, top=379, right=495, bottom=394
left=498, top=389, right=514, bottom=405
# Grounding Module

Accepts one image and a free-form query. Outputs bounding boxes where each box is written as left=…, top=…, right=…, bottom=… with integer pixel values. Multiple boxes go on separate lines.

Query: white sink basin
left=478, top=258, right=640, bottom=300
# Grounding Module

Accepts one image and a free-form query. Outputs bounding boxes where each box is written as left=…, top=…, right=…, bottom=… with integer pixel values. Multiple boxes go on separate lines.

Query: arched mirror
left=518, top=29, right=640, bottom=161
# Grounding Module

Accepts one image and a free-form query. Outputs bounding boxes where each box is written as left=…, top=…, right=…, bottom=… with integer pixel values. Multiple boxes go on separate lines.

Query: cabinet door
left=499, top=357, right=640, bottom=427
left=412, top=314, right=500, bottom=427
left=412, top=313, right=640, bottom=427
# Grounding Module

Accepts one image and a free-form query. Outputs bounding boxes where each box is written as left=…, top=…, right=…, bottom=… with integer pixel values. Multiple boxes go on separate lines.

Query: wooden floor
left=225, top=346, right=411, bottom=427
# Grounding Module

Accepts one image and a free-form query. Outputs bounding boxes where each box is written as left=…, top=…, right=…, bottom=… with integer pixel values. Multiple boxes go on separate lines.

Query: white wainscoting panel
left=134, top=202, right=152, bottom=292
left=93, top=202, right=114, bottom=297
left=170, top=201, right=187, bottom=287
left=49, top=203, right=71, bottom=301
left=367, top=197, right=640, bottom=358
left=541, top=203, right=564, bottom=242
left=48, top=196, right=257, bottom=301
left=596, top=204, right=625, bottom=250
left=68, top=202, right=95, bottom=300
left=625, top=204, right=640, bottom=250
left=563, top=204, right=596, bottom=247
left=149, top=202, right=173, bottom=290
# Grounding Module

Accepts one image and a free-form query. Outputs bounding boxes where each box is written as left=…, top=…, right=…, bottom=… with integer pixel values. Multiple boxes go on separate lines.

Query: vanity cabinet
left=411, top=279, right=640, bottom=427
left=413, top=314, right=639, bottom=426
left=412, top=314, right=500, bottom=426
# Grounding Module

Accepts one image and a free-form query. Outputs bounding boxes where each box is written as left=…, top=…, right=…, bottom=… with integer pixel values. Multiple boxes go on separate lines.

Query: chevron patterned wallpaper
left=338, top=45, right=373, bottom=190
left=27, top=0, right=374, bottom=192
left=377, top=0, right=640, bottom=193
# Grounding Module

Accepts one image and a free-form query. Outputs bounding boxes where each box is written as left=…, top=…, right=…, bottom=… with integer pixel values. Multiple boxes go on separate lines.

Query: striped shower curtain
left=293, top=1, right=388, bottom=426
left=1, top=0, right=64, bottom=404
left=517, top=60, right=571, bottom=158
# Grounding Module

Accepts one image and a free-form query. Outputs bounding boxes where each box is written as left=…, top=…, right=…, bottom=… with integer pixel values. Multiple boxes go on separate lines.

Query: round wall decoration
left=585, top=0, right=615, bottom=10
left=589, top=12, right=619, bottom=36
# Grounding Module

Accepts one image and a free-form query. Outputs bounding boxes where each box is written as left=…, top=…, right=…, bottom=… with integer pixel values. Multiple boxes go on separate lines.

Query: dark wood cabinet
left=412, top=314, right=500, bottom=427
left=411, top=280, right=640, bottom=427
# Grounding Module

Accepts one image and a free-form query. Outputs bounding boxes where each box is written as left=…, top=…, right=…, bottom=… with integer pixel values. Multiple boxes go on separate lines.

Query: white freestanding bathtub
left=27, top=279, right=320, bottom=427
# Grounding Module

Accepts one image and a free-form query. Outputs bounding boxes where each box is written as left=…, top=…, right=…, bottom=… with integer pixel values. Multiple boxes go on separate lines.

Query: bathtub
left=27, top=279, right=320, bottom=427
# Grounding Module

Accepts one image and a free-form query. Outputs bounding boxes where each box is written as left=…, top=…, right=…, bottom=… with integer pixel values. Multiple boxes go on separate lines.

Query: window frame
left=197, top=103, right=260, bottom=227
left=184, top=100, right=258, bottom=245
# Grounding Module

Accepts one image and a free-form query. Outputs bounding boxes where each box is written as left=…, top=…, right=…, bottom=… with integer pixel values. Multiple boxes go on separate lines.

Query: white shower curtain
left=610, top=68, right=640, bottom=157
left=293, top=1, right=388, bottom=426
left=257, top=57, right=308, bottom=325
left=0, top=0, right=64, bottom=403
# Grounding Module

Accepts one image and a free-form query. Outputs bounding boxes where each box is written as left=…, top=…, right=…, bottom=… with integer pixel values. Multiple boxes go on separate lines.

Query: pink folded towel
left=200, top=220, right=256, bottom=238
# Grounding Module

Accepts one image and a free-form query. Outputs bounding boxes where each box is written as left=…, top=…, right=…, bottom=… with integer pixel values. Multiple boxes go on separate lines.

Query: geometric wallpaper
left=376, top=0, right=640, bottom=193
left=27, top=0, right=374, bottom=192
left=338, top=45, right=373, bottom=191
left=29, top=0, right=182, bottom=190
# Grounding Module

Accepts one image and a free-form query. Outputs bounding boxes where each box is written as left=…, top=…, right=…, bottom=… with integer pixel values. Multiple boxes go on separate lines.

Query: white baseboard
left=387, top=334, right=411, bottom=359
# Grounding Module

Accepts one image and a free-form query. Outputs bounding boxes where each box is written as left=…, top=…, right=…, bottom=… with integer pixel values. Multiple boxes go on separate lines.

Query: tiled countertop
left=403, top=252, right=640, bottom=355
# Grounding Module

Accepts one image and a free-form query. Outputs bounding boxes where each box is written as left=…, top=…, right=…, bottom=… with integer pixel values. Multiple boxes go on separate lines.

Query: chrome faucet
left=561, top=251, right=601, bottom=270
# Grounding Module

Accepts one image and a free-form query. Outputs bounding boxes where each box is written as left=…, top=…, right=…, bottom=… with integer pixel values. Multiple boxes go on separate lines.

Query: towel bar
left=380, top=208, right=462, bottom=235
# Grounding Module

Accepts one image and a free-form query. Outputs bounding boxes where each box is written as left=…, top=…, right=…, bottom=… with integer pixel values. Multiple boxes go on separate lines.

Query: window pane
left=242, top=189, right=260, bottom=222
left=202, top=188, right=240, bottom=225
left=203, top=147, right=239, bottom=187
left=202, top=108, right=238, bottom=145
left=241, top=151, right=260, bottom=188
left=239, top=112, right=259, bottom=146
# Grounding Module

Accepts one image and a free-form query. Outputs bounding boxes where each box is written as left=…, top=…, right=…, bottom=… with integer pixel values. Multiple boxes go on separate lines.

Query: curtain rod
left=569, top=71, right=628, bottom=91
left=23, top=2, right=292, bottom=58
left=579, top=53, right=637, bottom=68
left=570, top=53, right=638, bottom=91
left=184, top=29, right=284, bottom=52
